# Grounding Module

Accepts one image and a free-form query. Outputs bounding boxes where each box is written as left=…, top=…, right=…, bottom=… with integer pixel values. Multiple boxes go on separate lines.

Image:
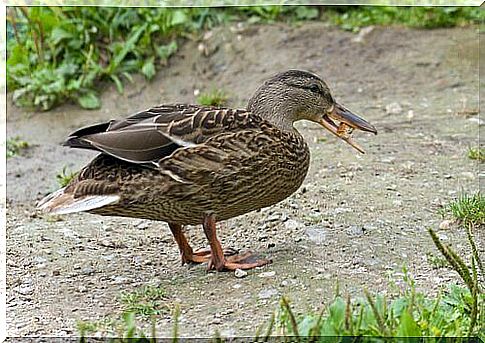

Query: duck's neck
left=248, top=98, right=296, bottom=132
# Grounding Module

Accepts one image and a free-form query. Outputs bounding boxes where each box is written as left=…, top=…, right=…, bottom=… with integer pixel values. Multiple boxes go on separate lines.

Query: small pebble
left=258, top=288, right=278, bottom=300
left=34, top=255, right=47, bottom=263
left=211, top=318, right=222, bottom=325
left=285, top=219, right=303, bottom=230
left=304, top=226, right=328, bottom=245
left=136, top=221, right=150, bottom=230
left=406, top=110, right=414, bottom=120
left=439, top=220, right=453, bottom=230
left=351, top=26, right=374, bottom=43
left=468, top=117, right=484, bottom=125
left=16, top=285, right=33, bottom=296
left=81, top=267, right=95, bottom=275
left=386, top=184, right=397, bottom=191
left=234, top=269, right=248, bottom=278
left=266, top=214, right=280, bottom=222
left=386, top=102, right=403, bottom=115
left=345, top=226, right=364, bottom=237
left=258, top=271, right=276, bottom=278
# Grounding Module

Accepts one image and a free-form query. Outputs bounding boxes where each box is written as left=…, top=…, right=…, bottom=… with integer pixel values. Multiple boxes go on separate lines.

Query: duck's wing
left=64, top=104, right=261, bottom=166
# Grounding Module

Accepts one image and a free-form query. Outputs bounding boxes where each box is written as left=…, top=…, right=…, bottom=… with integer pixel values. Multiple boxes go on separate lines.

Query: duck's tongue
left=318, top=103, right=377, bottom=154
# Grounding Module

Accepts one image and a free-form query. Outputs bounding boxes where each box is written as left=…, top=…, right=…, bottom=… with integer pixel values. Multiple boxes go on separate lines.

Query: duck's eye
left=309, top=84, right=321, bottom=94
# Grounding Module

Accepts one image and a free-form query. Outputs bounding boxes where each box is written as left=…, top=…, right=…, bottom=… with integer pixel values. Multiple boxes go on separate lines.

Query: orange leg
left=168, top=223, right=237, bottom=265
left=202, top=214, right=272, bottom=271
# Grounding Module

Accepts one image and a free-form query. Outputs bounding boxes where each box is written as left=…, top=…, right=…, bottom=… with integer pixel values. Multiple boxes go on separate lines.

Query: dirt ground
left=5, top=22, right=483, bottom=337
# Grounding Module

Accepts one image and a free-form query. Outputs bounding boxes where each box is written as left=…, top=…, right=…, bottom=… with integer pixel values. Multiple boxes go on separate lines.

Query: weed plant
left=7, top=7, right=483, bottom=110
left=6, top=136, right=29, bottom=158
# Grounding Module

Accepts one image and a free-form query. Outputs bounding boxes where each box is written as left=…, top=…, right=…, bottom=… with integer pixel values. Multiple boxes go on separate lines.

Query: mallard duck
left=37, top=69, right=377, bottom=271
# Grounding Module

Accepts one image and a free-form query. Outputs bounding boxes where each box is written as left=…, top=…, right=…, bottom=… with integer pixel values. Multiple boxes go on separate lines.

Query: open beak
left=318, top=103, right=377, bottom=154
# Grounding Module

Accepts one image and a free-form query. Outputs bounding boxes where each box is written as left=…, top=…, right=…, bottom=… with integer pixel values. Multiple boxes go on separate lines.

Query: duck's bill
left=318, top=103, right=377, bottom=154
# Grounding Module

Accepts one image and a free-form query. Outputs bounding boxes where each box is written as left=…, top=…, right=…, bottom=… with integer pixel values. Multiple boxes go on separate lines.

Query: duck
left=37, top=69, right=377, bottom=272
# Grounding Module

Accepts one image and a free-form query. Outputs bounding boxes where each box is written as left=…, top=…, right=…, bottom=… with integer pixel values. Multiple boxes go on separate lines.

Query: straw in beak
left=318, top=103, right=377, bottom=154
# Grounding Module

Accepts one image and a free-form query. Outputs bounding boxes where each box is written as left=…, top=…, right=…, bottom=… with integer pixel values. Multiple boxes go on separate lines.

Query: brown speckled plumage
left=71, top=106, right=310, bottom=224
left=38, top=69, right=377, bottom=271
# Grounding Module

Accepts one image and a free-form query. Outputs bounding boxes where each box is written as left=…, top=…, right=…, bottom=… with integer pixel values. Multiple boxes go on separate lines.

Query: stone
left=406, top=110, right=414, bottom=120
left=136, top=220, right=150, bottom=230
left=266, top=214, right=281, bottom=222
left=81, top=267, right=95, bottom=275
left=345, top=226, right=365, bottom=237
left=33, top=256, right=47, bottom=264
left=304, top=227, right=327, bottom=245
left=285, top=219, right=303, bottom=231
left=258, top=288, right=278, bottom=299
left=351, top=26, right=374, bottom=43
left=258, top=271, right=276, bottom=278
left=461, top=172, right=475, bottom=179
left=385, top=102, right=403, bottom=115
left=468, top=117, right=484, bottom=126
left=234, top=269, right=248, bottom=278
left=16, top=285, right=33, bottom=296
left=439, top=220, right=453, bottom=230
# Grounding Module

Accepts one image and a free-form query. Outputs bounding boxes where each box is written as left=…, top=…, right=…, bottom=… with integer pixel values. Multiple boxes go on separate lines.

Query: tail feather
left=37, top=187, right=120, bottom=215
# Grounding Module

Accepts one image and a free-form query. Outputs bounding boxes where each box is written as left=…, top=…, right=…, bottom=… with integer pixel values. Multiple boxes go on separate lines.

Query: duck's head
left=248, top=69, right=377, bottom=153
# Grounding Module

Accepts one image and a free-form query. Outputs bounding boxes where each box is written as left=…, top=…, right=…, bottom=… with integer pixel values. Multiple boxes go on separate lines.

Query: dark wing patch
left=63, top=103, right=260, bottom=166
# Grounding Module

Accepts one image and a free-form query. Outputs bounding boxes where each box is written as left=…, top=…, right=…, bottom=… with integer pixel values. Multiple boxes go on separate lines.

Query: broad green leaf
left=141, top=58, right=156, bottom=80
left=57, top=62, right=78, bottom=76
left=78, top=92, right=100, bottom=109
left=171, top=10, right=188, bottom=26
left=390, top=297, right=408, bottom=319
left=295, top=7, right=319, bottom=20
left=328, top=297, right=346, bottom=330
left=110, top=23, right=147, bottom=72
left=7, top=45, right=29, bottom=67
left=122, top=72, right=134, bottom=83
left=396, top=310, right=421, bottom=337
left=50, top=27, right=74, bottom=44
left=110, top=75, right=124, bottom=94
left=156, top=41, right=178, bottom=60
left=297, top=316, right=316, bottom=337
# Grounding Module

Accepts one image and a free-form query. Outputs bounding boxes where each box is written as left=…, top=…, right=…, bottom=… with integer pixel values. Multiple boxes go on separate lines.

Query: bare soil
left=6, top=23, right=482, bottom=338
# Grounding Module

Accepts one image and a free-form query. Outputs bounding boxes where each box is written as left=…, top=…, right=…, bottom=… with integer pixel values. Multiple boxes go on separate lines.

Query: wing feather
left=63, top=103, right=261, bottom=165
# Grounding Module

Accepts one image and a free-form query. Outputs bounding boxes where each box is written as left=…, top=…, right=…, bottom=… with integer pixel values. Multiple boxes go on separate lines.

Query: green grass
left=197, top=88, right=229, bottom=107
left=120, top=285, right=169, bottom=317
left=77, top=312, right=156, bottom=339
left=56, top=166, right=78, bottom=187
left=76, top=318, right=104, bottom=335
left=76, top=285, right=170, bottom=337
left=7, top=6, right=483, bottom=111
left=6, top=136, right=29, bottom=158
left=274, top=283, right=481, bottom=338
left=468, top=147, right=485, bottom=162
left=325, top=6, right=483, bottom=32
left=442, top=192, right=485, bottom=227
left=7, top=7, right=193, bottom=110
left=426, top=252, right=449, bottom=269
